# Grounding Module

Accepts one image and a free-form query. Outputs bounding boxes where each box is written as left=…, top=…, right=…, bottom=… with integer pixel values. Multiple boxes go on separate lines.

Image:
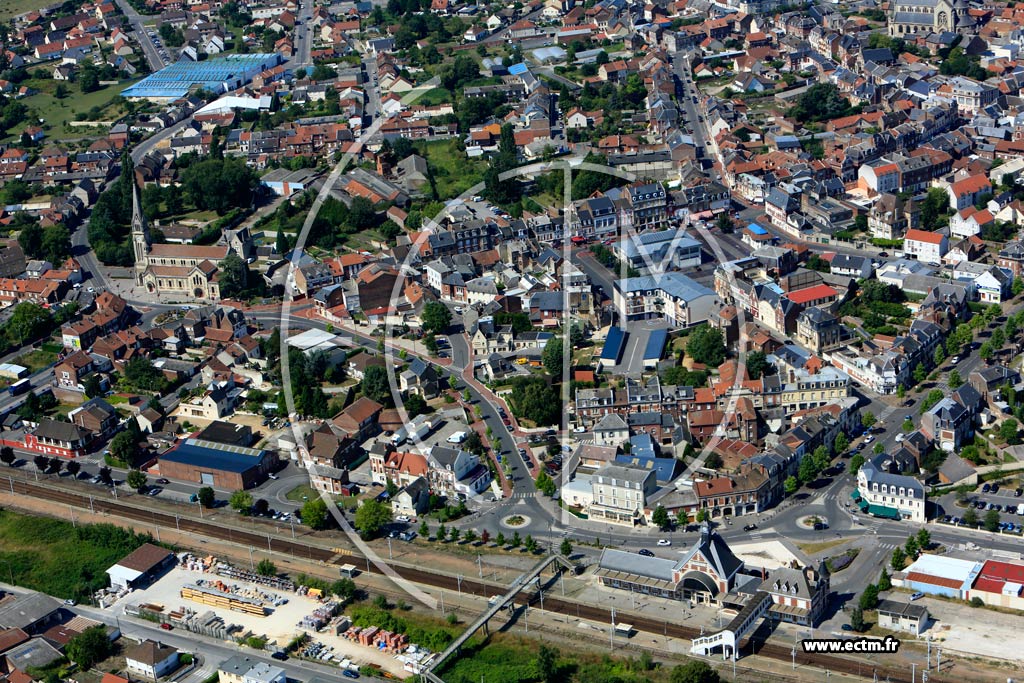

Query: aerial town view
left=4, top=0, right=1024, bottom=681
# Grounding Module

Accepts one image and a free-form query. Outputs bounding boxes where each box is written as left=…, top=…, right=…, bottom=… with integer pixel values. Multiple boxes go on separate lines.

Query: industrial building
left=156, top=438, right=275, bottom=490
left=121, top=54, right=283, bottom=101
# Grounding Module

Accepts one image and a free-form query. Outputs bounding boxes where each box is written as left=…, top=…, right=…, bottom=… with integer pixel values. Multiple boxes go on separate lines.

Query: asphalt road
left=113, top=0, right=166, bottom=72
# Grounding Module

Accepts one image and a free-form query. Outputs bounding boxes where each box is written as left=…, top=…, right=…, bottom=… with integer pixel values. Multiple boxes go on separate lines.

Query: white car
left=453, top=306, right=463, bottom=314
left=656, top=539, right=672, bottom=546
left=950, top=356, right=959, bottom=365
left=395, top=515, right=410, bottom=523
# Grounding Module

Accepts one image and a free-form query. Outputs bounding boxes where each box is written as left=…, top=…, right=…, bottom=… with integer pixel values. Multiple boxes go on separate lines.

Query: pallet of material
left=180, top=584, right=266, bottom=616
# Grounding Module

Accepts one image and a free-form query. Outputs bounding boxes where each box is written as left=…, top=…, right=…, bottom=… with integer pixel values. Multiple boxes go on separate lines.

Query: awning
left=850, top=490, right=862, bottom=502
left=867, top=504, right=901, bottom=520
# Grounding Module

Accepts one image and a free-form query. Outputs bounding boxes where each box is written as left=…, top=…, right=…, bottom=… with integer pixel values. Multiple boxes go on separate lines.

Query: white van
left=447, top=431, right=468, bottom=444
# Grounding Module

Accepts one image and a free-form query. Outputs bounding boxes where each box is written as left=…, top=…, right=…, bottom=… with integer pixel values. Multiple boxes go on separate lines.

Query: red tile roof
left=904, top=572, right=963, bottom=590
left=786, top=284, right=838, bottom=305
left=972, top=560, right=1024, bottom=593
left=905, top=228, right=946, bottom=245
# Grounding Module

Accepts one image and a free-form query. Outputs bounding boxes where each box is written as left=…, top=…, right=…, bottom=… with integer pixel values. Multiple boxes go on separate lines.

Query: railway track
left=8, top=479, right=935, bottom=682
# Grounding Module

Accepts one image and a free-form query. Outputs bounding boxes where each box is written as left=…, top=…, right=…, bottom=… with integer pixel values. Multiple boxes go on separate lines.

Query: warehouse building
left=156, top=439, right=275, bottom=490
left=899, top=555, right=981, bottom=599
left=106, top=543, right=176, bottom=590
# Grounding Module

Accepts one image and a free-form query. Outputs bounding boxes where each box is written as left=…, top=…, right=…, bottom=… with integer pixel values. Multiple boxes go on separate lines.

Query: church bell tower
left=131, top=174, right=151, bottom=285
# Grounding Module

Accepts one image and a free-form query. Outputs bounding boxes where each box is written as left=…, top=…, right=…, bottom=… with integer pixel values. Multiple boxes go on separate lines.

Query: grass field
left=6, top=77, right=142, bottom=143
left=14, top=347, right=58, bottom=372
left=0, top=0, right=41, bottom=21
left=0, top=509, right=156, bottom=600
left=416, top=139, right=488, bottom=201
left=286, top=484, right=317, bottom=503
left=797, top=537, right=849, bottom=555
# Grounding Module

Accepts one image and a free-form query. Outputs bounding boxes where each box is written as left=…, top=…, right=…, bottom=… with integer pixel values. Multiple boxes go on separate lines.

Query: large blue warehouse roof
left=160, top=438, right=267, bottom=473
left=122, top=53, right=282, bottom=100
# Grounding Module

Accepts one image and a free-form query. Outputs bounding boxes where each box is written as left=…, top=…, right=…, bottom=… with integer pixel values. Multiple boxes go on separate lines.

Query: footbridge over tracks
left=422, top=554, right=576, bottom=681
left=690, top=590, right=773, bottom=659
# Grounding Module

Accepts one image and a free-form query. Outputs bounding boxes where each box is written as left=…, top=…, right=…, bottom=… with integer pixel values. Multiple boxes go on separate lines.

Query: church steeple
left=131, top=174, right=150, bottom=267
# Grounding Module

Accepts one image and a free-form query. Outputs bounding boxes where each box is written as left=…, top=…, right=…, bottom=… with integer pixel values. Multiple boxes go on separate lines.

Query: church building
left=131, top=179, right=238, bottom=301
left=888, top=0, right=971, bottom=36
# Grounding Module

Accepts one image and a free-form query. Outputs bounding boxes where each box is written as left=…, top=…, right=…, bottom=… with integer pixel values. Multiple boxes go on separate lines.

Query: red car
left=160, top=623, right=172, bottom=630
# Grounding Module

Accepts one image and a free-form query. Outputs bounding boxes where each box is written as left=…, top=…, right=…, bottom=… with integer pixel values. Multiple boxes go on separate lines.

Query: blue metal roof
left=121, top=53, right=282, bottom=99
left=643, top=329, right=668, bottom=361
left=160, top=438, right=267, bottom=473
left=508, top=62, right=529, bottom=75
left=747, top=223, right=768, bottom=235
left=601, top=327, right=628, bottom=361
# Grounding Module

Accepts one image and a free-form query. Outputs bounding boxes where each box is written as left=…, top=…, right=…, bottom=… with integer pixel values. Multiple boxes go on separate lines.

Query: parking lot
left=938, top=482, right=1024, bottom=534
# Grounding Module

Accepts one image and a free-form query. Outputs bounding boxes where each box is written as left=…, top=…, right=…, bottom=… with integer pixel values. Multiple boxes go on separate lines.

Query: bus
left=8, top=378, right=30, bottom=396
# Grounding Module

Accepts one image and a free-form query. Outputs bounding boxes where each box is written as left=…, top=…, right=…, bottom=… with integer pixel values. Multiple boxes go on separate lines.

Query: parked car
left=983, top=483, right=992, bottom=493
left=909, top=592, right=924, bottom=601
left=160, top=623, right=172, bottom=630
left=743, top=524, right=757, bottom=531
left=638, top=549, right=654, bottom=557
left=156, top=478, right=169, bottom=485
left=656, top=539, right=672, bottom=546
left=270, top=652, right=287, bottom=661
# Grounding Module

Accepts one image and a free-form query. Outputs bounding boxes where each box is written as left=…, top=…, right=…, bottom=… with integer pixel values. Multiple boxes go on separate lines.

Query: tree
left=859, top=584, right=879, bottom=610
left=695, top=508, right=711, bottom=523
left=404, top=393, right=429, bottom=418
left=686, top=325, right=726, bottom=366
left=670, top=660, right=720, bottom=683
left=984, top=508, right=1001, bottom=532
left=361, top=365, right=392, bottom=405
left=126, top=469, right=147, bottom=492
left=437, top=523, right=447, bottom=542
left=524, top=534, right=539, bottom=553
left=861, top=412, right=876, bottom=430
left=905, top=536, right=918, bottom=559
left=230, top=489, right=254, bottom=514
left=962, top=507, right=978, bottom=528
left=1014, top=277, right=1024, bottom=297
left=0, top=447, right=13, bottom=467
left=850, top=605, right=866, bottom=632
left=798, top=455, right=819, bottom=485
left=33, top=455, right=48, bottom=472
left=47, top=457, right=62, bottom=475
left=302, top=498, right=330, bottom=530
left=536, top=645, right=558, bottom=683
left=1001, top=418, right=1021, bottom=445
left=890, top=547, right=906, bottom=571
left=198, top=486, right=215, bottom=508
left=848, top=453, right=865, bottom=475
left=180, top=157, right=258, bottom=215
left=419, top=520, right=430, bottom=538
left=878, top=568, right=892, bottom=591
left=98, top=465, right=112, bottom=484
left=745, top=350, right=771, bottom=379
left=449, top=527, right=461, bottom=543
left=913, top=364, right=927, bottom=384
left=421, top=301, right=452, bottom=334
left=109, top=430, right=138, bottom=466
left=933, top=344, right=946, bottom=366
left=256, top=559, right=277, bottom=576
left=218, top=253, right=251, bottom=299
left=787, top=83, right=856, bottom=123
left=917, top=528, right=930, bottom=551
left=354, top=499, right=393, bottom=538
left=559, top=538, right=572, bottom=557
left=83, top=374, right=103, bottom=399
left=541, top=337, right=564, bottom=377
left=652, top=505, right=671, bottom=531
left=784, top=475, right=799, bottom=495
left=65, top=459, right=80, bottom=477
left=253, top=498, right=269, bottom=516
left=949, top=370, right=962, bottom=389
left=535, top=470, right=556, bottom=497
left=834, top=431, right=849, bottom=455
left=17, top=220, right=43, bottom=258
left=66, top=625, right=112, bottom=669
left=511, top=531, right=521, bottom=547
left=873, top=442, right=885, bottom=455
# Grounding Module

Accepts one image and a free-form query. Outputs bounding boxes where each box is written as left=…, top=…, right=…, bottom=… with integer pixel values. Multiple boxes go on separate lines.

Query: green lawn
left=286, top=484, right=317, bottom=503
left=14, top=348, right=58, bottom=372
left=414, top=87, right=453, bottom=106
left=0, top=0, right=44, bottom=21
left=416, top=139, right=488, bottom=201
left=9, top=78, right=142, bottom=143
